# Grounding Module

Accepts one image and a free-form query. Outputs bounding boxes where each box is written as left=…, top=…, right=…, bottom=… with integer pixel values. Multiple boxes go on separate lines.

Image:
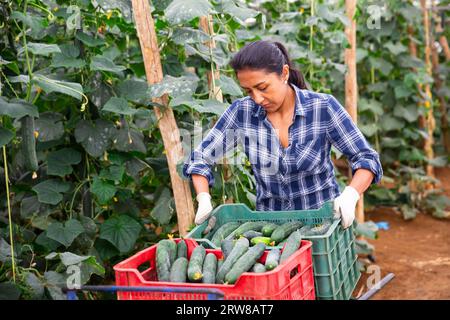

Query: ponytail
left=273, top=42, right=307, bottom=89
left=230, top=40, right=307, bottom=89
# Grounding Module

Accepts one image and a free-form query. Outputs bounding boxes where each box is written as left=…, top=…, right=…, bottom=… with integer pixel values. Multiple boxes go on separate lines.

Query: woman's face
left=236, top=66, right=290, bottom=113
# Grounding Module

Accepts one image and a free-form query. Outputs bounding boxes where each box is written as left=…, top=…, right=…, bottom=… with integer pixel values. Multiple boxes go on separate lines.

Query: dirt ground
left=353, top=167, right=450, bottom=300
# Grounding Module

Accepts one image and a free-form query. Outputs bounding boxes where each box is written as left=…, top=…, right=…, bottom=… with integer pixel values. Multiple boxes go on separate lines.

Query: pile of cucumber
left=154, top=219, right=333, bottom=285
left=206, top=219, right=334, bottom=247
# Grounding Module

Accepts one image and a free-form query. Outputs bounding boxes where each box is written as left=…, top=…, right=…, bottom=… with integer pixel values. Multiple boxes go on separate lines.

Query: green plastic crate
left=185, top=201, right=360, bottom=300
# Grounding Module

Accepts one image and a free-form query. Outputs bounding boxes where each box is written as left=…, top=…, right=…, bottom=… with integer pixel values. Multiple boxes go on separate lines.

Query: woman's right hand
left=195, top=192, right=213, bottom=225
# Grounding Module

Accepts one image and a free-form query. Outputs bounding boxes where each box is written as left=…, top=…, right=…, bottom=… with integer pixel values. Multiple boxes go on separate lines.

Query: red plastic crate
left=113, top=239, right=315, bottom=300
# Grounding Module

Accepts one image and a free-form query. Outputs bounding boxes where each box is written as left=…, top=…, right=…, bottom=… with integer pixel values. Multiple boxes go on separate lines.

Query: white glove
left=195, top=192, right=213, bottom=225
left=333, top=186, right=360, bottom=229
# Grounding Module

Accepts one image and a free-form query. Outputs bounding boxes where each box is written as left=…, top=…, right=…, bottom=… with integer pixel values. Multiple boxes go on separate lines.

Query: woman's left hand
left=333, top=186, right=360, bottom=229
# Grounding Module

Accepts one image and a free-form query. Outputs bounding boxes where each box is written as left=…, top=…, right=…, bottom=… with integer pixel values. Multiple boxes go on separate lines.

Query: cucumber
left=240, top=230, right=263, bottom=240
left=216, top=237, right=249, bottom=284
left=280, top=230, right=302, bottom=264
left=20, top=116, right=38, bottom=173
left=251, top=263, right=266, bottom=273
left=221, top=238, right=235, bottom=260
left=158, top=239, right=177, bottom=264
left=187, top=245, right=206, bottom=282
left=224, top=243, right=266, bottom=284
left=300, top=219, right=333, bottom=236
left=226, top=221, right=267, bottom=240
left=202, top=253, right=218, bottom=284
left=261, top=223, right=279, bottom=237
left=270, top=221, right=304, bottom=244
left=156, top=245, right=171, bottom=281
left=217, top=259, right=224, bottom=272
left=265, top=248, right=281, bottom=271
left=169, top=257, right=188, bottom=283
left=211, top=222, right=240, bottom=246
left=176, top=240, right=187, bottom=259
left=251, top=236, right=275, bottom=246
left=202, top=216, right=217, bottom=236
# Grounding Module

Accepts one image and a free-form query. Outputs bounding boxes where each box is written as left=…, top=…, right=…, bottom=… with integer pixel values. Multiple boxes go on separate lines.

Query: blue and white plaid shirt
left=183, top=84, right=383, bottom=211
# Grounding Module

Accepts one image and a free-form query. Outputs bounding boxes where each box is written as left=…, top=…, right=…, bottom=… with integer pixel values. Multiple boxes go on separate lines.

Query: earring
left=284, top=80, right=288, bottom=84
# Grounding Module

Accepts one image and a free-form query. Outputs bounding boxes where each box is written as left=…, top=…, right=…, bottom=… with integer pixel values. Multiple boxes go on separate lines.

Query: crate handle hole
left=289, top=265, right=300, bottom=279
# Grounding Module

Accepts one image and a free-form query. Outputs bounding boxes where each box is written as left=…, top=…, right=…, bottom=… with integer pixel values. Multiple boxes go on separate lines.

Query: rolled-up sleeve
left=182, top=101, right=241, bottom=187
left=326, top=95, right=383, bottom=185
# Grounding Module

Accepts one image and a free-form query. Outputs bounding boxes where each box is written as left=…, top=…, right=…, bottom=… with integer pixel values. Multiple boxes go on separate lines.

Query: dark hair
left=230, top=40, right=307, bottom=89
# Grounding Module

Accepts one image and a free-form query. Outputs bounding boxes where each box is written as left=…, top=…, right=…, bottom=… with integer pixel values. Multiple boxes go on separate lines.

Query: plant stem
left=371, top=67, right=381, bottom=153
left=2, top=145, right=16, bottom=283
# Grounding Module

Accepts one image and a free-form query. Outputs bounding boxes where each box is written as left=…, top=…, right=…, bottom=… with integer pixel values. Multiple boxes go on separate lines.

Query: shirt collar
left=252, top=83, right=306, bottom=119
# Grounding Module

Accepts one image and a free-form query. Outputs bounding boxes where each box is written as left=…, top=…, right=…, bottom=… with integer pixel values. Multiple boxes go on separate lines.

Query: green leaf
left=355, top=221, right=378, bottom=239
left=0, top=283, right=21, bottom=300
left=216, top=75, right=243, bottom=96
left=35, top=232, right=61, bottom=251
left=0, top=128, right=14, bottom=147
left=151, top=188, right=174, bottom=225
left=46, top=219, right=85, bottom=248
left=381, top=137, right=406, bottom=148
left=198, top=99, right=228, bottom=115
left=91, top=177, right=117, bottom=204
left=102, top=97, right=137, bottom=115
left=359, top=123, right=378, bottom=137
left=43, top=271, right=67, bottom=300
left=47, top=148, right=82, bottom=177
left=35, top=112, right=65, bottom=142
left=11, top=11, right=46, bottom=39
left=90, top=56, right=126, bottom=76
left=99, top=165, right=125, bottom=182
left=384, top=41, right=407, bottom=56
left=20, top=195, right=52, bottom=219
left=366, top=82, right=387, bottom=93
left=149, top=74, right=199, bottom=99
left=171, top=27, right=209, bottom=45
left=220, top=0, right=259, bottom=26
left=355, top=239, right=375, bottom=255
left=394, top=105, right=418, bottom=123
left=400, top=204, right=418, bottom=220
left=33, top=74, right=83, bottom=101
left=118, top=79, right=151, bottom=104
left=165, top=0, right=213, bottom=25
left=51, top=44, right=85, bottom=68
left=356, top=48, right=368, bottom=63
left=0, top=238, right=17, bottom=263
left=394, top=85, right=413, bottom=99
left=75, top=32, right=106, bottom=47
left=74, top=119, right=116, bottom=158
left=96, top=0, right=133, bottom=23
left=94, top=238, right=120, bottom=261
left=0, top=97, right=39, bottom=119
left=32, top=179, right=71, bottom=205
left=426, top=156, right=448, bottom=167
left=24, top=272, right=45, bottom=299
left=21, top=43, right=61, bottom=56
left=369, top=57, right=393, bottom=76
left=399, top=148, right=425, bottom=162
left=114, top=127, right=146, bottom=153
left=358, top=98, right=383, bottom=116
left=380, top=115, right=405, bottom=131
left=99, top=215, right=142, bottom=253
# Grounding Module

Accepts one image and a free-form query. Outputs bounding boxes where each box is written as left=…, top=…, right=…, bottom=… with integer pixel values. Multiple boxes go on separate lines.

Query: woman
left=183, top=40, right=383, bottom=228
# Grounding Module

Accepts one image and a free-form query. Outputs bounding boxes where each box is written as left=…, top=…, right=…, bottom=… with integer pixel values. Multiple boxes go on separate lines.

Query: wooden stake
left=344, top=0, right=364, bottom=223
left=420, top=0, right=436, bottom=182
left=431, top=1, right=450, bottom=154
left=131, top=0, right=195, bottom=236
